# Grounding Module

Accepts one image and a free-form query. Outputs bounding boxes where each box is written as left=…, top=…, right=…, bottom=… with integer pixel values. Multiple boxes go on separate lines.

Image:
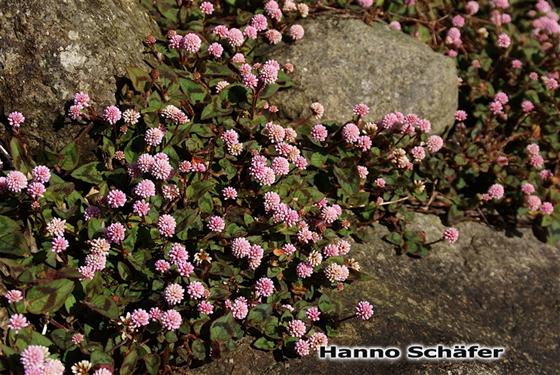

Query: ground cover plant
left=0, top=0, right=558, bottom=374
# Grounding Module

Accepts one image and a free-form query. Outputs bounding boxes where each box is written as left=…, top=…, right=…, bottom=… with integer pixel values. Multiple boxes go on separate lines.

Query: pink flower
left=231, top=297, right=249, bottom=319
left=271, top=157, right=290, bottom=176
left=296, top=262, right=313, bottom=278
left=487, top=183, right=505, bottom=200
left=511, top=59, right=522, bottom=69
left=492, top=0, right=509, bottom=9
left=410, top=146, right=426, bottom=162
left=243, top=73, right=258, bottom=89
left=455, top=110, right=467, bottom=121
left=181, top=33, right=202, bottom=53
left=529, top=72, right=539, bottom=80
left=32, top=166, right=51, bottom=184
left=198, top=301, right=214, bottom=315
left=324, top=263, right=349, bottom=282
left=526, top=143, right=540, bottom=156
left=527, top=195, right=542, bottom=211
left=207, top=216, right=225, bottom=232
left=164, top=283, right=184, bottom=305
left=93, top=368, right=112, bottom=375
left=521, top=183, right=535, bottom=195
left=530, top=154, right=544, bottom=169
left=466, top=1, right=479, bottom=15
left=9, top=313, right=29, bottom=333
left=232, top=237, right=251, bottom=258
left=8, top=111, right=25, bottom=129
left=282, top=243, right=296, bottom=255
left=265, top=29, right=282, bottom=44
left=311, top=124, right=328, bottom=142
left=355, top=300, right=374, bottom=320
left=244, top=25, right=258, bottom=39
left=357, top=166, right=369, bottom=179
left=259, top=60, right=280, bottom=85
left=287, top=319, right=306, bottom=337
left=5, top=289, right=23, bottom=303
left=251, top=14, right=268, bottom=31
left=208, top=42, right=224, bottom=58
left=134, top=179, right=156, bottom=199
left=133, top=199, right=150, bottom=216
left=495, top=92, right=509, bottom=104
left=27, top=182, right=46, bottom=199
left=309, top=332, right=328, bottom=350
left=374, top=178, right=386, bottom=188
left=306, top=307, right=321, bottom=322
left=342, top=123, right=360, bottom=143
left=161, top=309, right=182, bottom=330
left=199, top=1, right=214, bottom=15
left=155, top=259, right=170, bottom=272
left=452, top=15, right=465, bottom=28
left=497, top=33, right=511, bottom=48
left=255, top=277, right=275, bottom=297
left=539, top=169, right=553, bottom=181
left=426, top=135, right=444, bottom=153
left=356, top=135, right=372, bottom=151
left=541, top=202, right=554, bottom=215
left=227, top=28, right=245, bottom=47
left=443, top=227, right=459, bottom=244
left=106, top=222, right=126, bottom=243
left=145, top=128, right=164, bottom=146
left=222, top=186, right=238, bottom=200
left=6, top=171, right=27, bottom=192
left=20, top=345, right=48, bottom=369
left=357, top=0, right=373, bottom=8
left=289, top=24, right=304, bottom=40
left=71, top=333, right=84, bottom=345
left=51, top=236, right=69, bottom=253
left=389, top=21, right=401, bottom=30
left=103, top=105, right=121, bottom=125
left=522, top=100, right=534, bottom=113
left=321, top=205, right=340, bottom=224
left=68, top=104, right=83, bottom=120
left=131, top=309, right=150, bottom=328
left=158, top=214, right=176, bottom=237
left=295, top=339, right=310, bottom=356
left=107, top=189, right=126, bottom=208
left=73, top=92, right=90, bottom=107
left=231, top=53, right=245, bottom=64
left=151, top=158, right=173, bottom=180
left=294, top=156, right=308, bottom=170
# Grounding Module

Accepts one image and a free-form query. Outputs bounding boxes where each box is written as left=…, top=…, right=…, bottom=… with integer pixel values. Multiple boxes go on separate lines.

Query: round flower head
left=527, top=195, right=542, bottom=211
left=181, top=33, right=202, bottom=53
left=455, top=110, right=467, bottom=122
left=297, top=262, right=313, bottom=278
left=251, top=14, right=268, bottom=31
left=158, top=214, right=176, bottom=237
left=324, top=263, right=349, bottom=282
left=295, top=339, right=310, bottom=356
left=198, top=301, right=214, bottom=315
left=107, top=189, right=126, bottom=208
left=161, top=309, right=182, bottom=330
left=8, top=111, right=25, bottom=129
left=466, top=1, right=479, bottom=14
left=207, top=216, right=225, bottom=232
left=289, top=24, right=304, bottom=40
left=426, top=135, right=444, bottom=153
left=255, top=277, right=275, bottom=297
left=164, top=283, right=185, bottom=305
left=93, top=368, right=113, bottom=375
left=6, top=171, right=28, bottom=192
left=311, top=124, right=328, bottom=142
left=355, top=300, right=374, bottom=320
left=353, top=103, right=369, bottom=117
left=27, top=182, right=46, bottom=199
left=103, top=105, right=121, bottom=125
left=106, top=222, right=126, bottom=243
left=20, top=345, right=49, bottom=369
left=306, top=306, right=321, bottom=322
left=187, top=281, right=206, bottom=299
left=287, top=319, right=306, bottom=337
left=442, top=227, right=459, bottom=244
left=145, top=127, right=164, bottom=146
left=342, top=123, right=360, bottom=143
left=231, top=297, right=249, bottom=319
left=259, top=60, right=280, bottom=85
left=265, top=29, right=282, bottom=44
left=227, top=28, right=245, bottom=47
left=208, top=42, right=224, bottom=58
left=357, top=166, right=369, bottom=179
left=5, top=289, right=23, bottom=303
left=487, top=183, right=505, bottom=200
left=51, top=236, right=69, bottom=253
left=131, top=309, right=150, bottom=328
left=71, top=333, right=84, bottom=345
left=222, top=186, right=238, bottom=200
left=199, top=1, right=214, bottom=14
left=9, top=313, right=29, bottom=333
left=31, top=165, right=51, bottom=184
left=497, top=33, right=511, bottom=48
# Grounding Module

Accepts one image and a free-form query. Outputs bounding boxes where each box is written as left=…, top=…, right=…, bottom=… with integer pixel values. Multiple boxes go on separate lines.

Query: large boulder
left=192, top=215, right=559, bottom=374
left=0, top=0, right=157, bottom=152
left=265, top=14, right=458, bottom=134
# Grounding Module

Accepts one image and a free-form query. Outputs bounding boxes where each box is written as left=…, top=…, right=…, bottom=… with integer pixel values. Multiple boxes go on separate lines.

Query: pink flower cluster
left=20, top=345, right=65, bottom=375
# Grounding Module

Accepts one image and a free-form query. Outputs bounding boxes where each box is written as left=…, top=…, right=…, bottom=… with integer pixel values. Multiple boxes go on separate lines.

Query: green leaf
left=191, top=339, right=207, bottom=360
left=59, top=143, right=80, bottom=171
left=127, top=66, right=151, bottom=92
left=144, top=354, right=160, bottom=375
left=253, top=337, right=277, bottom=351
left=0, top=216, right=29, bottom=256
left=86, top=295, right=120, bottom=319
left=26, top=279, right=74, bottom=314
left=247, top=304, right=272, bottom=328
left=71, top=161, right=104, bottom=184
left=120, top=346, right=138, bottom=375
left=210, top=313, right=240, bottom=341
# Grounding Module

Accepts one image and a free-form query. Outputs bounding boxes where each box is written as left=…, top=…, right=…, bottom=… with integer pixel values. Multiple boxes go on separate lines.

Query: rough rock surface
left=192, top=215, right=559, bottom=375
left=265, top=14, right=458, bottom=134
left=0, top=0, right=156, bottom=152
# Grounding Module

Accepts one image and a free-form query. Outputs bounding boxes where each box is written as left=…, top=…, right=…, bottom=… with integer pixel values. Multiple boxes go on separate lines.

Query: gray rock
left=265, top=14, right=458, bottom=134
left=0, top=0, right=157, bottom=152
left=192, top=215, right=559, bottom=375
